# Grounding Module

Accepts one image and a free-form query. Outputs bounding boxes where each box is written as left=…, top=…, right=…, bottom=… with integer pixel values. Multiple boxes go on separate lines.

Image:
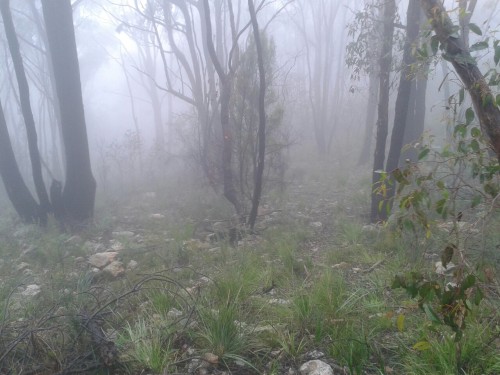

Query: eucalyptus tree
left=42, top=0, right=96, bottom=224
left=1, top=0, right=50, bottom=223
left=378, top=0, right=422, bottom=220
left=419, top=0, right=500, bottom=160
left=370, top=0, right=396, bottom=223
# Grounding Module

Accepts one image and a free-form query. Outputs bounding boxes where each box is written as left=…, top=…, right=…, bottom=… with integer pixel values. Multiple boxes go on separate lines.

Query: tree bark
left=370, top=0, right=395, bottom=223
left=203, top=0, right=242, bottom=216
left=420, top=0, right=500, bottom=160
left=42, top=0, right=96, bottom=225
left=247, top=0, right=266, bottom=230
left=380, top=0, right=421, bottom=219
left=1, top=0, right=50, bottom=223
left=0, top=100, right=39, bottom=223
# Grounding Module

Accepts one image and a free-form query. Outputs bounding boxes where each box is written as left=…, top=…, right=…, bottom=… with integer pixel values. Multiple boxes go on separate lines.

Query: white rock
left=309, top=222, right=323, bottom=229
left=88, top=252, right=118, bottom=268
left=102, top=261, right=125, bottom=277
left=16, top=262, right=30, bottom=272
left=22, top=284, right=41, bottom=297
left=299, top=360, right=334, bottom=375
left=127, top=260, right=138, bottom=270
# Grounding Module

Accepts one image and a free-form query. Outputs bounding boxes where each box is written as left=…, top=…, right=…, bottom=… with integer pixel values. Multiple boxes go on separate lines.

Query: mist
left=0, top=0, right=499, bottom=373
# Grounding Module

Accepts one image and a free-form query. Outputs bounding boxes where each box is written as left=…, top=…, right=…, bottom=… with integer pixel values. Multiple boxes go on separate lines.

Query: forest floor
left=0, top=157, right=499, bottom=374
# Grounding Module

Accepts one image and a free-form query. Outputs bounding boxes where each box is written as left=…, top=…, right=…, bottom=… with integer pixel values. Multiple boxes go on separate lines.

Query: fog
left=0, top=0, right=498, bottom=211
left=1, top=1, right=500, bottom=373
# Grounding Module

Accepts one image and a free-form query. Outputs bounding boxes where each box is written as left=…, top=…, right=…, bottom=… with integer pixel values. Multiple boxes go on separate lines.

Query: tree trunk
left=358, top=73, right=379, bottom=165
left=1, top=0, right=50, bottom=223
left=42, top=0, right=96, bottom=225
left=0, top=100, right=39, bottom=223
left=370, top=0, right=395, bottom=223
left=380, top=0, right=421, bottom=219
left=247, top=0, right=266, bottom=230
left=420, top=0, right=500, bottom=160
left=203, top=0, right=242, bottom=216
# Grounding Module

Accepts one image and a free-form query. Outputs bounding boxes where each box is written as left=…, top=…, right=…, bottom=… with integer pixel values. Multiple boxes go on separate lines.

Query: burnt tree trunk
left=379, top=0, right=421, bottom=219
left=420, top=0, right=500, bottom=160
left=0, top=100, right=39, bottom=223
left=42, top=0, right=96, bottom=225
left=1, top=0, right=50, bottom=223
left=247, top=0, right=266, bottom=230
left=370, top=0, right=395, bottom=223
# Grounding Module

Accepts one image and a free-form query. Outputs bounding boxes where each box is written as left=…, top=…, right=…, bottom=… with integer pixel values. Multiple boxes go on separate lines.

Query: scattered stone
left=150, top=213, right=165, bottom=219
left=22, top=268, right=33, bottom=277
left=102, top=261, right=125, bottom=278
left=127, top=260, right=138, bottom=270
left=22, top=284, right=41, bottom=297
left=309, top=222, right=323, bottom=229
left=306, top=350, right=325, bottom=360
left=88, top=252, right=118, bottom=269
left=16, top=262, right=30, bottom=272
left=202, top=352, right=219, bottom=365
left=331, top=262, right=349, bottom=269
left=112, top=231, right=134, bottom=238
left=299, top=360, right=334, bottom=375
left=108, top=240, right=124, bottom=252
left=352, top=267, right=361, bottom=273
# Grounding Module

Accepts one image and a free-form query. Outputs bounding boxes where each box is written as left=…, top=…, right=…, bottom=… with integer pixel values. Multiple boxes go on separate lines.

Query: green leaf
left=459, top=88, right=465, bottom=105
left=473, top=287, right=483, bottom=305
left=470, top=127, right=481, bottom=138
left=418, top=148, right=430, bottom=160
left=397, top=314, right=405, bottom=332
left=470, top=139, right=480, bottom=152
left=468, top=23, right=482, bottom=35
left=441, top=244, right=455, bottom=268
left=454, top=123, right=467, bottom=138
left=465, top=107, right=475, bottom=125
left=461, top=274, right=476, bottom=290
left=470, top=41, right=488, bottom=52
left=413, top=341, right=432, bottom=351
left=423, top=304, right=441, bottom=325
left=494, top=45, right=500, bottom=65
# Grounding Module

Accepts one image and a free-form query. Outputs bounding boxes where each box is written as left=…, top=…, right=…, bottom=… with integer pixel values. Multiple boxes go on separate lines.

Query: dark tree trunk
left=379, top=0, right=421, bottom=219
left=358, top=73, right=379, bottom=165
left=420, top=0, right=500, bottom=160
left=247, top=0, right=266, bottom=230
left=42, top=0, right=96, bottom=224
left=370, top=0, right=395, bottom=223
left=203, top=0, right=242, bottom=216
left=0, top=100, right=39, bottom=223
left=1, top=0, right=50, bottom=223
left=401, top=73, right=428, bottom=163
